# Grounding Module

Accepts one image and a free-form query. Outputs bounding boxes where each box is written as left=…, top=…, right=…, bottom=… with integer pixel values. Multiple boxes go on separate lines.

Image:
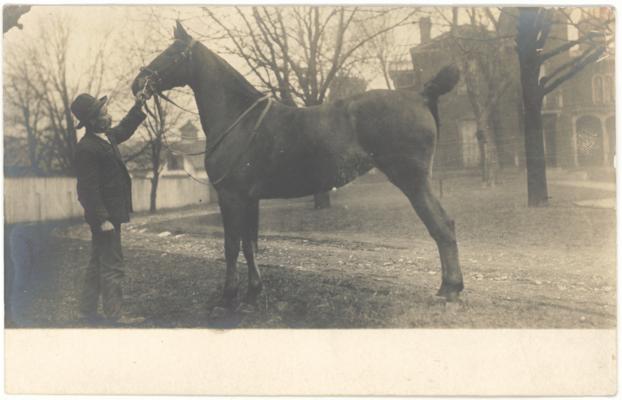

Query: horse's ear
left=174, top=20, right=191, bottom=41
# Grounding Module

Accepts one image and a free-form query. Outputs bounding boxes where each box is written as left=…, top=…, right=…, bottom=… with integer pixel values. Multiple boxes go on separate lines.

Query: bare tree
left=515, top=7, right=612, bottom=206
left=141, top=97, right=186, bottom=213
left=4, top=56, right=45, bottom=174
left=434, top=7, right=516, bottom=187
left=357, top=8, right=420, bottom=90
left=204, top=5, right=418, bottom=208
left=4, top=15, right=112, bottom=175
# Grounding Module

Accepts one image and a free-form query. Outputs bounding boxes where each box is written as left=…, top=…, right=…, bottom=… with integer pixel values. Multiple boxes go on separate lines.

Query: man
left=71, top=93, right=147, bottom=325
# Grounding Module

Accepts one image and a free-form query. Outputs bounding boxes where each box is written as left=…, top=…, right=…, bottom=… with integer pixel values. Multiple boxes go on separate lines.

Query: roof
left=179, top=120, right=200, bottom=140
left=412, top=24, right=491, bottom=53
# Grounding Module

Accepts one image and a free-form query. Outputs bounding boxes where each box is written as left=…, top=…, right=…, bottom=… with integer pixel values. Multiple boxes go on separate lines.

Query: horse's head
left=132, top=21, right=196, bottom=98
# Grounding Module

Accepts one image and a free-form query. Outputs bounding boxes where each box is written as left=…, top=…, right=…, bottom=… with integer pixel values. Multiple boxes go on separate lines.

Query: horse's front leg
left=218, top=190, right=246, bottom=309
left=242, top=199, right=262, bottom=304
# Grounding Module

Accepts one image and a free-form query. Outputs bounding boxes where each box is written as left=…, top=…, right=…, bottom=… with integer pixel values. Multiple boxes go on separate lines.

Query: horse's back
left=346, top=89, right=438, bottom=164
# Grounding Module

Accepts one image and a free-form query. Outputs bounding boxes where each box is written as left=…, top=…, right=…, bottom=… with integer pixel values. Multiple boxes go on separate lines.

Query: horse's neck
left=189, top=46, right=262, bottom=140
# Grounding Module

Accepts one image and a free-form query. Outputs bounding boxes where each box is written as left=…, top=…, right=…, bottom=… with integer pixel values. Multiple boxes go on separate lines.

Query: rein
left=161, top=95, right=273, bottom=186
left=158, top=91, right=199, bottom=115
left=209, top=96, right=273, bottom=186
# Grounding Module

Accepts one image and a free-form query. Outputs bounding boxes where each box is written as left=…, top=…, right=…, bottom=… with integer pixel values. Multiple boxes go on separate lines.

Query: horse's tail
left=422, top=64, right=460, bottom=131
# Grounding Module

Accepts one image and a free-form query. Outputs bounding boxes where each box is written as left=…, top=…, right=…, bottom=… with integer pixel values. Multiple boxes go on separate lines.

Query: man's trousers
left=80, top=223, right=124, bottom=320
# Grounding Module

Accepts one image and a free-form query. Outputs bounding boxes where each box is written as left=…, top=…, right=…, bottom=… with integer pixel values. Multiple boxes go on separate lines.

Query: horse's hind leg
left=379, top=160, right=464, bottom=300
left=218, top=190, right=245, bottom=309
left=411, top=181, right=464, bottom=300
left=242, top=199, right=262, bottom=303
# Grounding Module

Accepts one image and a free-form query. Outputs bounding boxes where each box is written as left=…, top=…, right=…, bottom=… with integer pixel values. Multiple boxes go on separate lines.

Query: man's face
left=91, top=104, right=112, bottom=133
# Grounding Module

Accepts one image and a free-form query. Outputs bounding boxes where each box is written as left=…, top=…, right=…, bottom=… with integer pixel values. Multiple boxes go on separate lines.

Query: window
left=593, top=74, right=604, bottom=104
left=459, top=120, right=479, bottom=168
left=167, top=154, right=183, bottom=171
left=604, top=75, right=614, bottom=103
left=593, top=74, right=614, bottom=105
left=544, top=92, right=563, bottom=109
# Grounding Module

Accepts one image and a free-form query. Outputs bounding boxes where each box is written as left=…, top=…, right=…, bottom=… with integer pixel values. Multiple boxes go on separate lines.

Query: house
left=123, top=119, right=208, bottom=183
left=160, top=120, right=207, bottom=180
left=540, top=8, right=615, bottom=170
left=390, top=11, right=615, bottom=174
left=390, top=15, right=524, bottom=172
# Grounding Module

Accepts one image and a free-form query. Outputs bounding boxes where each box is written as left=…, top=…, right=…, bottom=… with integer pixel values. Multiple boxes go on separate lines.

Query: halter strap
left=210, top=96, right=273, bottom=186
left=204, top=95, right=271, bottom=157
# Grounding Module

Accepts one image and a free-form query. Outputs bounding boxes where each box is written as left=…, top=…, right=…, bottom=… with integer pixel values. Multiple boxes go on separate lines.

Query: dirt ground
left=6, top=171, right=616, bottom=328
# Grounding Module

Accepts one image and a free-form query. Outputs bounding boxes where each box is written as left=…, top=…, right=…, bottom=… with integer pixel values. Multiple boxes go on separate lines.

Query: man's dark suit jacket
left=74, top=105, right=146, bottom=228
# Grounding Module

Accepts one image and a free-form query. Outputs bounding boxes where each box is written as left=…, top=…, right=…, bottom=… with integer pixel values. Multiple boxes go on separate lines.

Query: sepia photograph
left=2, top=3, right=617, bottom=395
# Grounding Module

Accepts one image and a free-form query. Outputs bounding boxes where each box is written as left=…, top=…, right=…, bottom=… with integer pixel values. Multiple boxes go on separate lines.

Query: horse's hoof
left=221, top=287, right=240, bottom=309
left=239, top=303, right=257, bottom=315
left=440, top=291, right=460, bottom=302
left=245, top=285, right=263, bottom=305
left=436, top=282, right=463, bottom=302
left=210, top=306, right=229, bottom=319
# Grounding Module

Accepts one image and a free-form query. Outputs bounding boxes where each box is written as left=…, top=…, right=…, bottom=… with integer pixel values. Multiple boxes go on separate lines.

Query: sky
left=3, top=5, right=597, bottom=139
left=3, top=5, right=427, bottom=94
left=3, top=5, right=431, bottom=141
left=2, top=5, right=599, bottom=92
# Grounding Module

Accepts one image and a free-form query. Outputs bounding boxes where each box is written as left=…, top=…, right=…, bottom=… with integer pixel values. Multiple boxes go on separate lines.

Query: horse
left=132, top=21, right=464, bottom=310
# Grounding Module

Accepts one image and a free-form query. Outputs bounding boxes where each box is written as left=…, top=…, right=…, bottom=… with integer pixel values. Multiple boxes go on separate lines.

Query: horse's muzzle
left=131, top=75, right=145, bottom=97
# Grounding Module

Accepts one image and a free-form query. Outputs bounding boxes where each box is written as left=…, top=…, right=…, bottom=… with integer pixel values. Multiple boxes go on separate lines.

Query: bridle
left=139, top=39, right=196, bottom=92
left=137, top=38, right=198, bottom=114
left=137, top=38, right=274, bottom=186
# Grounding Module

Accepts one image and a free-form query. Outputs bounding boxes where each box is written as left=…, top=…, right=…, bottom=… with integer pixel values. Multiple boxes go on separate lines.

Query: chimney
left=419, top=17, right=431, bottom=44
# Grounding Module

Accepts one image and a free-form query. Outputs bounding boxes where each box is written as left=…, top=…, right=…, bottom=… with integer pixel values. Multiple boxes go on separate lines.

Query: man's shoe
left=78, top=312, right=104, bottom=326
left=107, top=315, right=146, bottom=326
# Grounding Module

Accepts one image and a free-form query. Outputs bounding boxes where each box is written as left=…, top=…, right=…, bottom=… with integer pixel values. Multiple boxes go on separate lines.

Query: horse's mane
left=196, top=42, right=264, bottom=99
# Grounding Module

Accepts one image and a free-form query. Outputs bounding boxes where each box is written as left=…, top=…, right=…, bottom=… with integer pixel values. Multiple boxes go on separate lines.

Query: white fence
left=4, top=176, right=211, bottom=224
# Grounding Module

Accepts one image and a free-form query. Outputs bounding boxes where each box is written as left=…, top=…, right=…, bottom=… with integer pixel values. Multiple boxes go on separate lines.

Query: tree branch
left=540, top=30, right=603, bottom=62
left=543, top=46, right=606, bottom=95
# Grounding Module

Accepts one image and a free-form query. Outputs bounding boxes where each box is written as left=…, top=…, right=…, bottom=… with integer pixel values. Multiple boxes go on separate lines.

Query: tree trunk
left=23, top=109, right=41, bottom=175
left=475, top=113, right=499, bottom=187
left=314, top=191, right=331, bottom=209
left=517, top=11, right=549, bottom=207
left=489, top=104, right=505, bottom=170
left=149, top=173, right=159, bottom=214
left=522, top=97, right=548, bottom=206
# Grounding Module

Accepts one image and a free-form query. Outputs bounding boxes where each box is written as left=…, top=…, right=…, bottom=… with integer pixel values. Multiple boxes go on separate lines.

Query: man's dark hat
left=71, top=93, right=107, bottom=129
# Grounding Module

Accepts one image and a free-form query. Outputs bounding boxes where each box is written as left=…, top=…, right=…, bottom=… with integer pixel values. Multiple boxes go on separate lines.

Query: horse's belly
left=256, top=147, right=373, bottom=199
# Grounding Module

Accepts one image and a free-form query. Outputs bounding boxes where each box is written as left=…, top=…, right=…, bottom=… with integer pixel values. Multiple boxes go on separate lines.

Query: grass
left=7, top=170, right=616, bottom=328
